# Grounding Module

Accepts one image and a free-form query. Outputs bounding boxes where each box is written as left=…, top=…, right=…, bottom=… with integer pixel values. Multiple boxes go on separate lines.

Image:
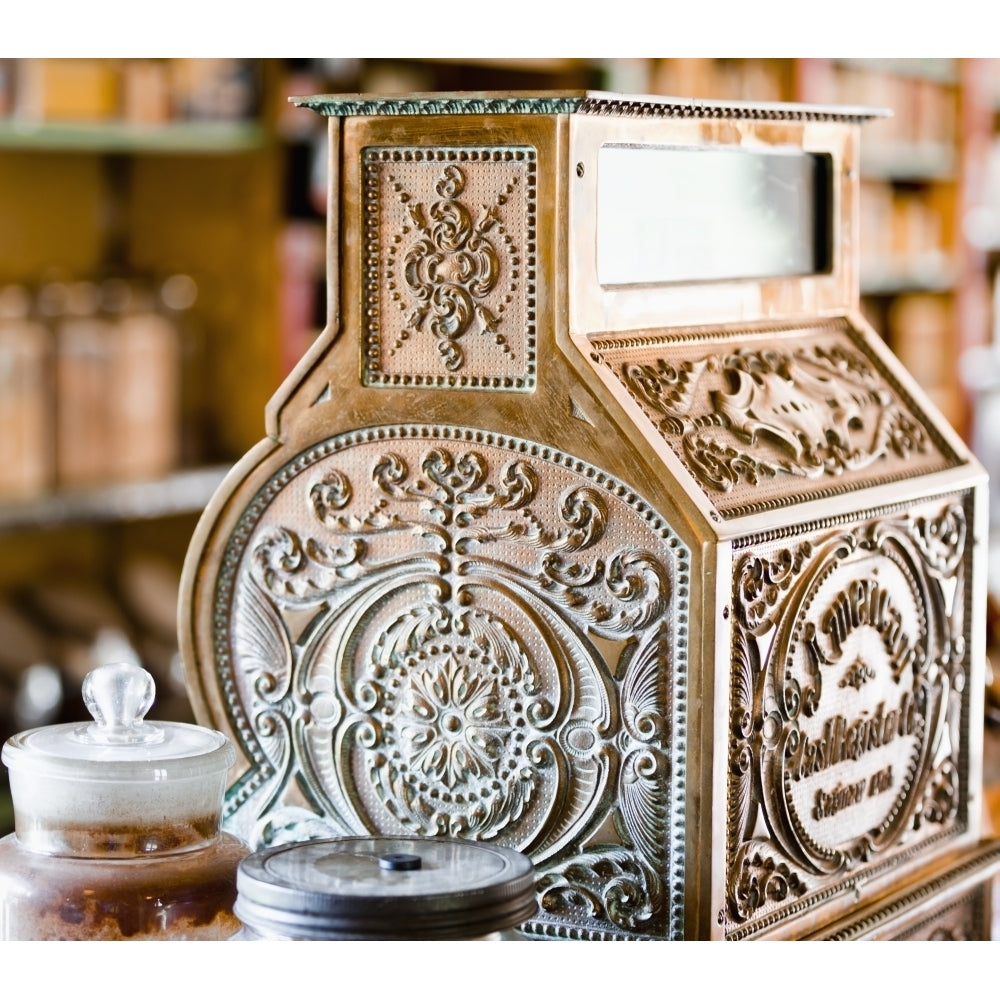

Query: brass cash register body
left=180, top=92, right=999, bottom=940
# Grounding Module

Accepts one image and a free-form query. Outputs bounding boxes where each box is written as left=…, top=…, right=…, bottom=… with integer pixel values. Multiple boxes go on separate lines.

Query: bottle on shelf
left=0, top=284, right=54, bottom=500
left=103, top=277, right=182, bottom=483
left=47, top=279, right=112, bottom=489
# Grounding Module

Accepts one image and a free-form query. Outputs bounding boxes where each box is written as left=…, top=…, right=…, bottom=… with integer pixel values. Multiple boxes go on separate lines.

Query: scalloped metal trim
left=290, top=94, right=586, bottom=117
left=290, top=91, right=888, bottom=123
left=576, top=96, right=884, bottom=123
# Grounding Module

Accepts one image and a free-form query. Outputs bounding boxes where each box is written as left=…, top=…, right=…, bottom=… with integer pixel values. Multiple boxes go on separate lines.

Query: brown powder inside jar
left=1, top=832, right=247, bottom=940
left=17, top=815, right=221, bottom=857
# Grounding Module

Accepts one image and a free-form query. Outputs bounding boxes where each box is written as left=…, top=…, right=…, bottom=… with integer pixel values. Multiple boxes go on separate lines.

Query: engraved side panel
left=363, top=147, right=536, bottom=390
left=889, top=890, right=986, bottom=941
left=724, top=492, right=973, bottom=939
left=811, top=842, right=1000, bottom=940
left=589, top=321, right=959, bottom=519
left=213, top=426, right=689, bottom=940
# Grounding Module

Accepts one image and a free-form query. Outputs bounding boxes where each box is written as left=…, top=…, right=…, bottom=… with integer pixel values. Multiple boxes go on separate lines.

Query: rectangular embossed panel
left=724, top=491, right=976, bottom=939
left=362, top=146, right=536, bottom=390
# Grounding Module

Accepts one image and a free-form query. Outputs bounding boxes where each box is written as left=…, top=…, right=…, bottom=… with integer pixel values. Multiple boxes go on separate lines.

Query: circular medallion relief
left=217, top=426, right=688, bottom=873
left=759, top=531, right=943, bottom=874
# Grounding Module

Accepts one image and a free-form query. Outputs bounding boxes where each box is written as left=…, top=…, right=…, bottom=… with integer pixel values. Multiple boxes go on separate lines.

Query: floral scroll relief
left=619, top=342, right=930, bottom=494
left=399, top=164, right=504, bottom=371
left=222, top=430, right=688, bottom=939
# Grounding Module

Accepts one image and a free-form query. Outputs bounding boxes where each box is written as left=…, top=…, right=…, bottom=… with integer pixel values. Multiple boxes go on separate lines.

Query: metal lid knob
left=378, top=852, right=422, bottom=872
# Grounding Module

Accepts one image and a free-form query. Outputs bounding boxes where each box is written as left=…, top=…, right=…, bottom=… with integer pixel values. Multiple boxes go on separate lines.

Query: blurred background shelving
left=3, top=57, right=1000, bottom=837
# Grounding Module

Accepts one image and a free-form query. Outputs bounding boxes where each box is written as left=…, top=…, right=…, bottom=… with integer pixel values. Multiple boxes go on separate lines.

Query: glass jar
left=231, top=835, right=536, bottom=940
left=0, top=661, right=248, bottom=940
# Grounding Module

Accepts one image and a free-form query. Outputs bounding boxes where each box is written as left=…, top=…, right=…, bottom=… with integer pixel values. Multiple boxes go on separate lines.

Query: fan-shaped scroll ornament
left=211, top=425, right=689, bottom=939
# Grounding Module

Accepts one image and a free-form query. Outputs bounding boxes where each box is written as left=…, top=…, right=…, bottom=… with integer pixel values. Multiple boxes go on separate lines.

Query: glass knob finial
left=81, top=662, right=163, bottom=745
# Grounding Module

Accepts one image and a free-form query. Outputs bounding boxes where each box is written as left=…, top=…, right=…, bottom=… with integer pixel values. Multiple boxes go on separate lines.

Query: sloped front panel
left=211, top=425, right=689, bottom=940
left=588, top=320, right=960, bottom=520
left=724, top=491, right=975, bottom=939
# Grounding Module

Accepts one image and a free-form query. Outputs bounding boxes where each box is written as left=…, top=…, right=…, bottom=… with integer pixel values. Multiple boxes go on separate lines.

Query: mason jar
left=231, top=835, right=536, bottom=940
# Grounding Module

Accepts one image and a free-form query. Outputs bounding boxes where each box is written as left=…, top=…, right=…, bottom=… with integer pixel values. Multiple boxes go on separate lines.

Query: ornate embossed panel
left=724, top=492, right=974, bottom=939
left=212, top=425, right=689, bottom=940
left=590, top=320, right=959, bottom=519
left=362, top=147, right=536, bottom=390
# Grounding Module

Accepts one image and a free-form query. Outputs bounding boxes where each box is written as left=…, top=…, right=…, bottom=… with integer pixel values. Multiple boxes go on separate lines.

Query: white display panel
left=597, top=144, right=832, bottom=286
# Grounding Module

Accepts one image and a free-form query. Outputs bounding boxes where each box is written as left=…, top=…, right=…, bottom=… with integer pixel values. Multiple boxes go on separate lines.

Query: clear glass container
left=0, top=661, right=248, bottom=940
left=231, top=835, right=536, bottom=940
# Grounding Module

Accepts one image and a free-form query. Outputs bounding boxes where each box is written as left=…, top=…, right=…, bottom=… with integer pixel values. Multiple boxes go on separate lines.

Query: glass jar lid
left=2, top=660, right=233, bottom=782
left=2, top=662, right=235, bottom=857
left=234, top=836, right=537, bottom=939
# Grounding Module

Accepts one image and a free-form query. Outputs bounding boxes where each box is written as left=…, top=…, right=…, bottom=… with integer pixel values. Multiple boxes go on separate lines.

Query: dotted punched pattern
left=362, top=147, right=537, bottom=391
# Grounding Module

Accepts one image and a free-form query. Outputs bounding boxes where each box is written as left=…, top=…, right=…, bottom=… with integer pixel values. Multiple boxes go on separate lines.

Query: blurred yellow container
left=17, top=59, right=119, bottom=123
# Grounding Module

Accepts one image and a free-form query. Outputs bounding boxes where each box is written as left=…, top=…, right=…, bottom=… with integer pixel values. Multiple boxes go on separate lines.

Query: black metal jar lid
left=234, top=836, right=537, bottom=940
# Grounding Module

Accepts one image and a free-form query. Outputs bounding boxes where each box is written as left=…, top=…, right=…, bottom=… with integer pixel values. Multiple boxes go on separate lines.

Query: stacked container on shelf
left=0, top=274, right=199, bottom=502
left=0, top=58, right=261, bottom=126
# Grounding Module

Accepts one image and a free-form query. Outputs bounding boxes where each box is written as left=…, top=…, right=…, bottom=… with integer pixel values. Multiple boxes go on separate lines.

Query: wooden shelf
left=861, top=258, right=957, bottom=295
left=0, top=465, right=231, bottom=533
left=0, top=118, right=268, bottom=154
left=861, top=142, right=956, bottom=182
left=834, top=58, right=957, bottom=85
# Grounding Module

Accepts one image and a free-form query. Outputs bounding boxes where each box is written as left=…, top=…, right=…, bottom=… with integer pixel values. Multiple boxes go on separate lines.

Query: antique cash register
left=179, top=91, right=1000, bottom=940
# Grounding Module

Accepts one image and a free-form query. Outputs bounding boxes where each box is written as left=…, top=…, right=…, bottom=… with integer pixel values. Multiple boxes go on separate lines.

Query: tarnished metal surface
left=724, top=492, right=974, bottom=938
left=212, top=427, right=689, bottom=940
left=361, top=146, right=537, bottom=390
left=180, top=91, right=993, bottom=939
left=291, top=90, right=889, bottom=124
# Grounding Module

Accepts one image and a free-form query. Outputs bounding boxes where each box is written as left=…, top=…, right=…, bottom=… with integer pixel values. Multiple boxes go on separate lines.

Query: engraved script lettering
left=818, top=579, right=920, bottom=682
left=869, top=765, right=893, bottom=797
left=812, top=765, right=895, bottom=821
left=787, top=694, right=921, bottom=781
left=813, top=780, right=865, bottom=820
